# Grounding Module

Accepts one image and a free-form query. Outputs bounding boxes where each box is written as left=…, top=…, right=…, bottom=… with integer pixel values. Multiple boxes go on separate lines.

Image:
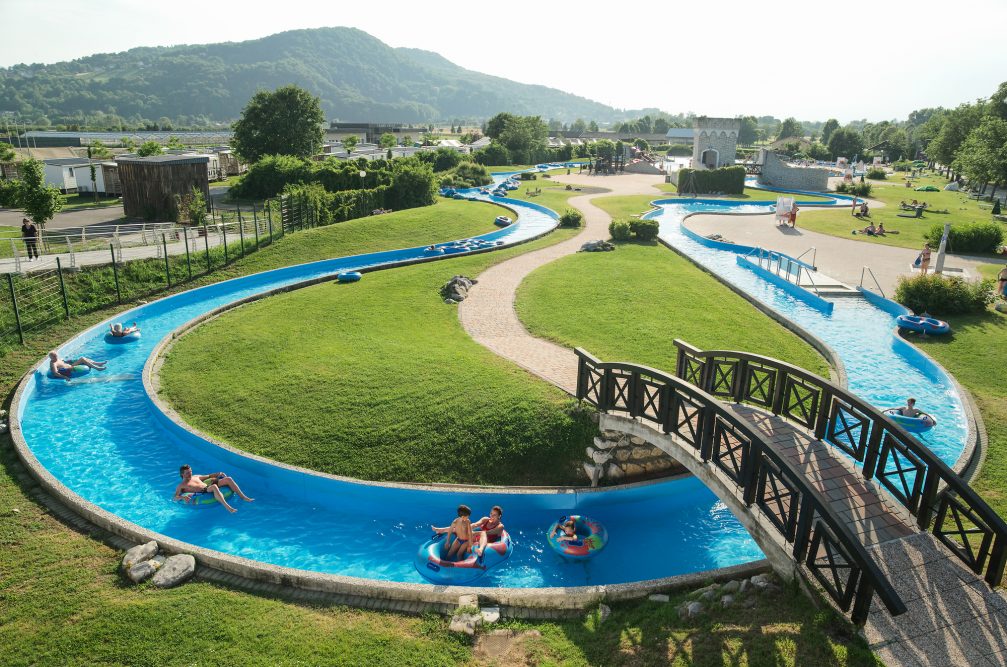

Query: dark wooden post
left=238, top=209, right=245, bottom=258
left=56, top=256, right=69, bottom=318
left=162, top=234, right=171, bottom=287
left=222, top=222, right=228, bottom=264
left=183, top=228, right=192, bottom=280
left=109, top=245, right=120, bottom=306
left=253, top=206, right=260, bottom=248
left=203, top=224, right=211, bottom=272
left=267, top=200, right=274, bottom=243
left=6, top=273, right=23, bottom=345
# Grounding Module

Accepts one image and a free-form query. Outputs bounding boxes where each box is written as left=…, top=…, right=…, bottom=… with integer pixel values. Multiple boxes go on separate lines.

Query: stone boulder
left=122, top=541, right=158, bottom=571
left=686, top=601, right=705, bottom=618
left=150, top=554, right=196, bottom=588
left=449, top=612, right=482, bottom=635
left=580, top=240, right=615, bottom=252
left=127, top=560, right=158, bottom=583
left=440, top=276, right=478, bottom=303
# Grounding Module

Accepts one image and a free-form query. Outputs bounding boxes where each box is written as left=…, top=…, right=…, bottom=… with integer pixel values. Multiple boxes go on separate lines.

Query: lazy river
left=13, top=170, right=966, bottom=589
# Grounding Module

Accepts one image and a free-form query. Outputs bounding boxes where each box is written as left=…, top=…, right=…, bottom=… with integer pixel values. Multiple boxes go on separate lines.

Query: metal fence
left=0, top=194, right=318, bottom=352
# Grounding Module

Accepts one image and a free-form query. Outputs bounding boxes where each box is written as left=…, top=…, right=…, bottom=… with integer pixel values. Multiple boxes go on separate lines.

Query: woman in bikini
left=472, top=506, right=505, bottom=558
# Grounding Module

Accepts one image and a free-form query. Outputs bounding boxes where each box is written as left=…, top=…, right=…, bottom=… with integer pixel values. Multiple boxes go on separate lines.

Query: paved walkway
left=685, top=207, right=997, bottom=295
left=458, top=173, right=1007, bottom=666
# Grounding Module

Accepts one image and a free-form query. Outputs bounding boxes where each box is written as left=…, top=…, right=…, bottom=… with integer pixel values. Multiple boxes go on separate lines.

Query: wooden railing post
left=813, top=388, right=831, bottom=440
left=986, top=535, right=1007, bottom=587
left=792, top=494, right=815, bottom=564
left=851, top=579, right=875, bottom=626
left=916, top=469, right=941, bottom=530
left=862, top=422, right=884, bottom=481
left=734, top=359, right=748, bottom=403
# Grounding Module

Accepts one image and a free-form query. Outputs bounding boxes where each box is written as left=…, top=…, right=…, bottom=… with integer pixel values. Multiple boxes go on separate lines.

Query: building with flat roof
left=325, top=122, right=427, bottom=144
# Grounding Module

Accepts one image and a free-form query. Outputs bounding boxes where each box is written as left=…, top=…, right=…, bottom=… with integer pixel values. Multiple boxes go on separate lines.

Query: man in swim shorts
left=109, top=322, right=140, bottom=337
left=471, top=505, right=505, bottom=558
left=48, top=351, right=107, bottom=380
left=173, top=464, right=255, bottom=513
left=893, top=398, right=922, bottom=418
left=432, top=505, right=473, bottom=560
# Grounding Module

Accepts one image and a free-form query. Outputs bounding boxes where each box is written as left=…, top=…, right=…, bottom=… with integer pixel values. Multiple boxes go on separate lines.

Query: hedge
left=560, top=209, right=583, bottom=228
left=924, top=222, right=1003, bottom=253
left=609, top=219, right=632, bottom=241
left=894, top=274, right=995, bottom=315
left=676, top=165, right=745, bottom=195
left=629, top=218, right=660, bottom=241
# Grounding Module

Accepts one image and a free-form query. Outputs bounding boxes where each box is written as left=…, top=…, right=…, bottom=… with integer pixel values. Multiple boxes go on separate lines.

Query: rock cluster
left=580, top=240, right=615, bottom=252
left=121, top=540, right=196, bottom=588
left=665, top=572, right=782, bottom=620
left=441, top=275, right=478, bottom=304
left=582, top=430, right=686, bottom=486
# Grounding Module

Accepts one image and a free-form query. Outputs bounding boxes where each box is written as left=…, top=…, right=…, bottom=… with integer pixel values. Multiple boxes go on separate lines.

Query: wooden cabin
left=116, top=155, right=209, bottom=221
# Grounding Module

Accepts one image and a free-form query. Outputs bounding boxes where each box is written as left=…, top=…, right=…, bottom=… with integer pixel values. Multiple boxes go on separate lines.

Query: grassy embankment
left=799, top=173, right=1003, bottom=250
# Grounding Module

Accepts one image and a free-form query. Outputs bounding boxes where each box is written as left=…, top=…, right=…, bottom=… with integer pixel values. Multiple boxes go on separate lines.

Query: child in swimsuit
left=554, top=519, right=579, bottom=543
left=432, top=505, right=473, bottom=560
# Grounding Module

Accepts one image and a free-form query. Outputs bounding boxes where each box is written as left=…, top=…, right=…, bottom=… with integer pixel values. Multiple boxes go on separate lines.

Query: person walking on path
left=21, top=218, right=39, bottom=261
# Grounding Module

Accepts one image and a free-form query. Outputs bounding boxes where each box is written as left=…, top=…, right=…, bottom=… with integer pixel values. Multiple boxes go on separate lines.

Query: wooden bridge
left=575, top=340, right=1007, bottom=657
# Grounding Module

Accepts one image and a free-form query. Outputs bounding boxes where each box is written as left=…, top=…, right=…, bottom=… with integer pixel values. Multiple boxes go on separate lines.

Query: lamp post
left=359, top=170, right=366, bottom=188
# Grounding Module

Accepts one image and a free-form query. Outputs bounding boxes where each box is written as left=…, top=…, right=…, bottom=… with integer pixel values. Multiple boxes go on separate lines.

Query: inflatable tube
left=337, top=272, right=362, bottom=283
left=104, top=330, right=142, bottom=344
left=177, top=486, right=234, bottom=508
left=415, top=528, right=513, bottom=585
left=884, top=409, right=937, bottom=433
left=423, top=247, right=445, bottom=256
left=494, top=216, right=513, bottom=227
left=547, top=515, right=608, bottom=560
left=896, top=315, right=950, bottom=335
left=46, top=364, right=91, bottom=380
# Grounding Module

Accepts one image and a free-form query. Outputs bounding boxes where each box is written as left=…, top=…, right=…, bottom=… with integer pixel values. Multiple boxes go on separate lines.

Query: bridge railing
left=673, top=339, right=1007, bottom=589
left=574, top=347, right=906, bottom=625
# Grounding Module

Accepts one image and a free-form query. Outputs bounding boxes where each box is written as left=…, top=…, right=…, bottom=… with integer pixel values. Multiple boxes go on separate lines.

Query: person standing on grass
left=997, top=264, right=1007, bottom=297
left=21, top=218, right=39, bottom=261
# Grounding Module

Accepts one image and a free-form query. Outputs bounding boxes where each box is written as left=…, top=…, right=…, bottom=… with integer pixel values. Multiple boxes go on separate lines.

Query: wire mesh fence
left=0, top=193, right=319, bottom=352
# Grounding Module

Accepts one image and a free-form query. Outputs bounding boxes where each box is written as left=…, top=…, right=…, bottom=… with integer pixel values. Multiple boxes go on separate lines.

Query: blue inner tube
left=546, top=515, right=608, bottom=560
left=884, top=409, right=937, bottom=433
left=47, top=364, right=91, bottom=379
left=337, top=272, right=362, bottom=283
left=177, top=486, right=234, bottom=508
left=105, top=330, right=142, bottom=344
left=896, top=315, right=950, bottom=335
left=415, top=529, right=513, bottom=585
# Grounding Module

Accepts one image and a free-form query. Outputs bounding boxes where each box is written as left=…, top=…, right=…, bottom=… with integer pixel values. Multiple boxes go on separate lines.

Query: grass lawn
left=516, top=242, right=829, bottom=377
left=910, top=305, right=1007, bottom=516
left=505, top=176, right=600, bottom=215
left=799, top=173, right=1004, bottom=251
left=159, top=229, right=597, bottom=486
left=57, top=193, right=123, bottom=212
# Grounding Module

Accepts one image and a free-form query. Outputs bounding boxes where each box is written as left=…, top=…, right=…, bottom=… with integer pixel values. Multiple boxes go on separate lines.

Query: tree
left=121, top=137, right=137, bottom=151
left=587, top=120, right=599, bottom=132
left=498, top=115, right=548, bottom=164
left=231, top=84, right=324, bottom=162
left=653, top=117, right=671, bottom=134
left=953, top=117, right=1007, bottom=197
left=166, top=135, right=184, bottom=150
left=777, top=117, right=804, bottom=140
left=484, top=112, right=515, bottom=140
left=827, top=128, right=864, bottom=160
left=570, top=118, right=587, bottom=134
left=343, top=135, right=358, bottom=154
left=594, top=139, right=616, bottom=159
left=737, top=116, right=758, bottom=146
left=88, top=140, right=112, bottom=159
left=989, top=81, right=1007, bottom=121
left=0, top=142, right=15, bottom=162
left=820, top=118, right=840, bottom=145
left=137, top=141, right=163, bottom=157
left=402, top=135, right=413, bottom=146
left=17, top=159, right=64, bottom=230
left=927, top=103, right=985, bottom=175
left=474, top=142, right=510, bottom=166
left=379, top=133, right=397, bottom=148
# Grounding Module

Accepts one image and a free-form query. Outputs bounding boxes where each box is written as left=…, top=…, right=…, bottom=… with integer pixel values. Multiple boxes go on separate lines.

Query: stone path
left=459, top=173, right=665, bottom=393
left=458, top=173, right=1007, bottom=666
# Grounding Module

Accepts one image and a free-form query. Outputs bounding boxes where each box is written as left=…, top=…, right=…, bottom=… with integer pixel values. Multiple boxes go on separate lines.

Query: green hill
left=0, top=27, right=620, bottom=126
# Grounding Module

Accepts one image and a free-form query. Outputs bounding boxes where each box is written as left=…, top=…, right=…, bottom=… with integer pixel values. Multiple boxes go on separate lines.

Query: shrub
left=866, top=168, right=887, bottom=180
left=924, top=222, right=1004, bottom=253
left=0, top=179, right=19, bottom=208
left=653, top=144, right=672, bottom=152
left=609, top=219, right=632, bottom=241
left=630, top=218, right=660, bottom=241
left=666, top=144, right=692, bottom=156
left=835, top=181, right=872, bottom=197
left=474, top=141, right=510, bottom=166
left=894, top=274, right=995, bottom=315
left=676, top=166, right=745, bottom=195
left=893, top=160, right=913, bottom=172
left=559, top=208, right=583, bottom=228
left=230, top=154, right=312, bottom=199
left=447, top=162, right=492, bottom=188
left=519, top=172, right=537, bottom=181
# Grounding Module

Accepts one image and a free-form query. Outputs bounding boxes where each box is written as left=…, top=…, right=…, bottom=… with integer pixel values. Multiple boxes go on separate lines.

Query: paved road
left=0, top=204, right=127, bottom=231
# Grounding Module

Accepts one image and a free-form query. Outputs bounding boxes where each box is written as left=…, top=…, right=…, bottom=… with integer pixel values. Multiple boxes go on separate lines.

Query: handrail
left=574, top=347, right=906, bottom=625
left=793, top=246, right=817, bottom=270
left=859, top=266, right=885, bottom=299
left=797, top=265, right=822, bottom=296
left=672, top=339, right=1007, bottom=589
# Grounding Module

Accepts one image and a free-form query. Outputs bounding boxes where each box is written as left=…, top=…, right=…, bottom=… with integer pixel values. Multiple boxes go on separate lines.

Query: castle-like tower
left=692, top=117, right=740, bottom=170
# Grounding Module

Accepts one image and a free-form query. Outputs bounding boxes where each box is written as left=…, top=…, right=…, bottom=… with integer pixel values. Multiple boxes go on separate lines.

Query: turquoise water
left=14, top=173, right=965, bottom=587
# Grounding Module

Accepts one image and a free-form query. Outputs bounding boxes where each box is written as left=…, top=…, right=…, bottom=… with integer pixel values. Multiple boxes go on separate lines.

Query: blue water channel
left=14, top=171, right=965, bottom=588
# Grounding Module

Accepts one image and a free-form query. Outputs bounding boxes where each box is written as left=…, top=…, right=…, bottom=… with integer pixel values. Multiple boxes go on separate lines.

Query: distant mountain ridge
left=0, top=27, right=624, bottom=125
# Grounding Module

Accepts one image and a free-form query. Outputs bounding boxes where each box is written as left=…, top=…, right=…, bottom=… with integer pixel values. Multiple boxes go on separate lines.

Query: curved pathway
left=460, top=173, right=665, bottom=393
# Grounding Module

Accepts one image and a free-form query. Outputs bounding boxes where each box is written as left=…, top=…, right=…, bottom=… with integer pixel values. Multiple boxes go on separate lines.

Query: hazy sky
left=3, top=0, right=1005, bottom=122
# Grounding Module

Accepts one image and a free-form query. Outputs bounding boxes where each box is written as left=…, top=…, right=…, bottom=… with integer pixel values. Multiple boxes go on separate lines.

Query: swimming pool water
left=14, top=174, right=966, bottom=588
